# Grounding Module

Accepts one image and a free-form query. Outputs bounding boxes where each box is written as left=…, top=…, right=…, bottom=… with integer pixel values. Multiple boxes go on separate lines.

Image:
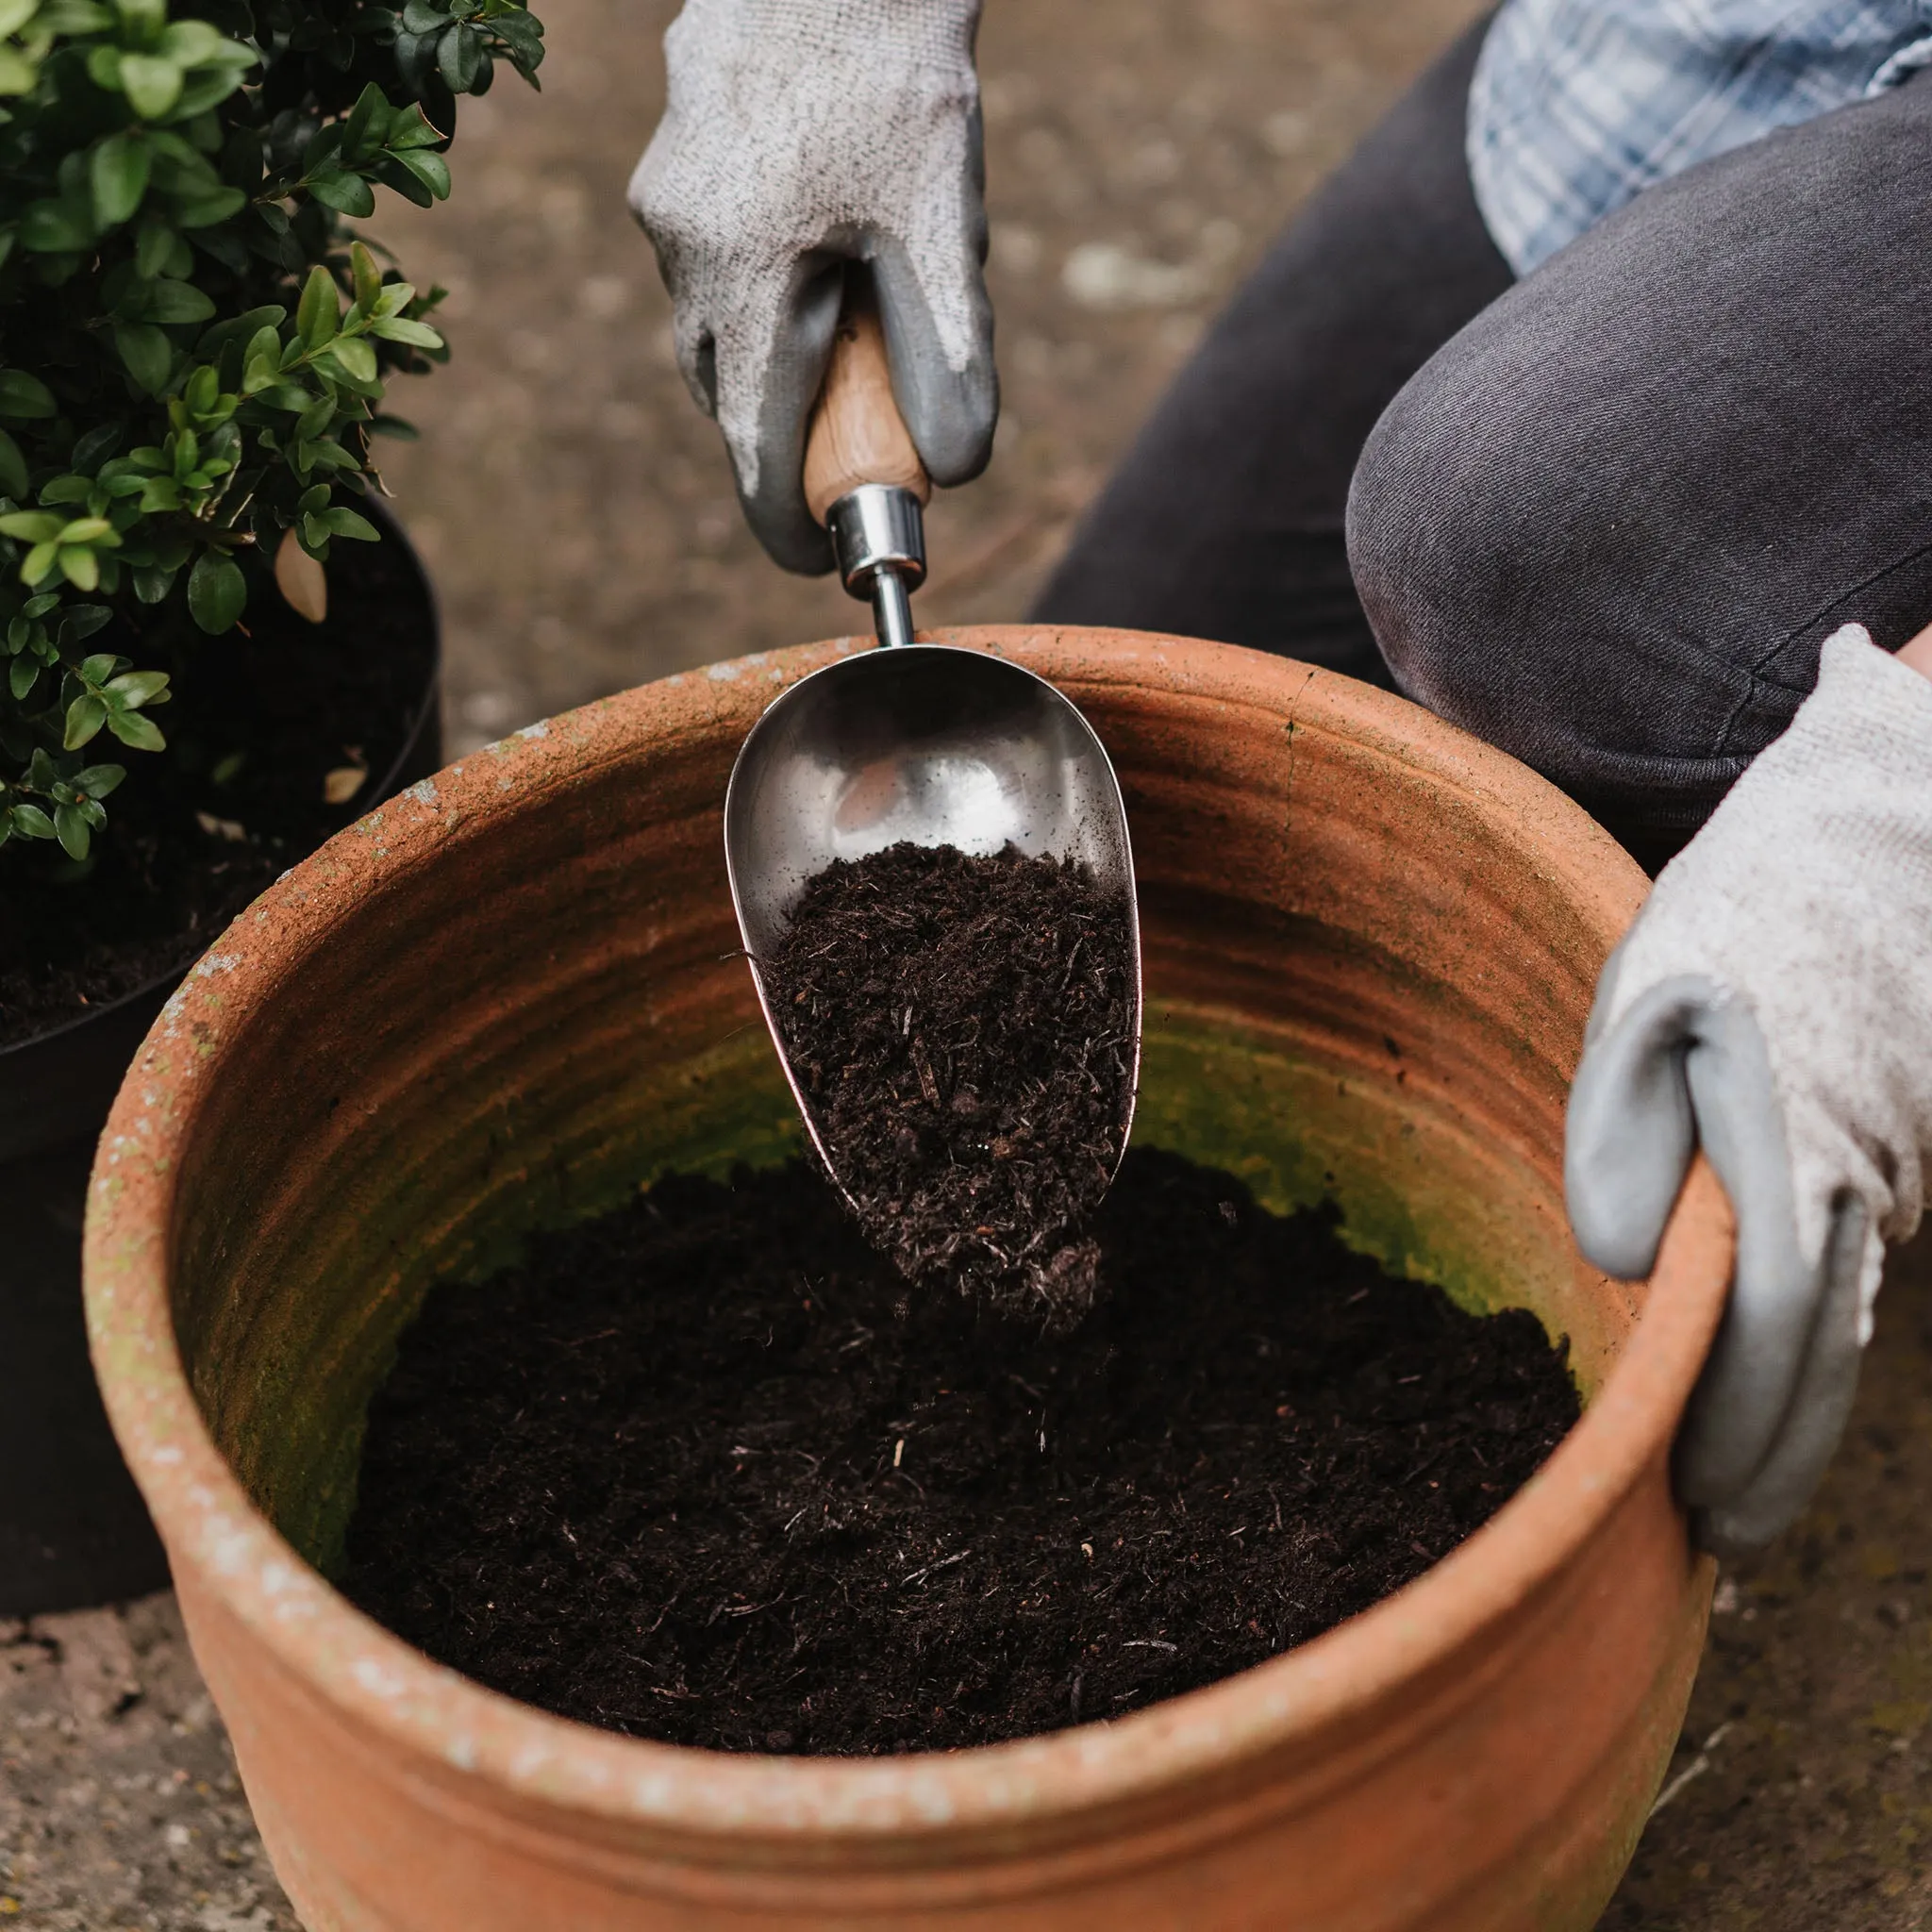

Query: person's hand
left=1566, top=624, right=1932, bottom=1556
left=628, top=0, right=997, bottom=574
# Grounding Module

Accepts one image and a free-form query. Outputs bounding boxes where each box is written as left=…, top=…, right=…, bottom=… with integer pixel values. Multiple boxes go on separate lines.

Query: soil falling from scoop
left=759, top=841, right=1134, bottom=1329
left=344, top=1150, right=1579, bottom=1757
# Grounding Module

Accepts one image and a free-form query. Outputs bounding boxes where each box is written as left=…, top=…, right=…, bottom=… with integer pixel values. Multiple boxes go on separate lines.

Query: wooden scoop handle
left=804, top=278, right=931, bottom=524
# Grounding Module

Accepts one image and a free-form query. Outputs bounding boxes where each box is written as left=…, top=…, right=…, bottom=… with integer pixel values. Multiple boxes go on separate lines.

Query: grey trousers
left=1037, top=20, right=1932, bottom=863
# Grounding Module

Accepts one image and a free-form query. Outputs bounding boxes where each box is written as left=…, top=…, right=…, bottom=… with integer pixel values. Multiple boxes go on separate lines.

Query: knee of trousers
left=1343, top=348, right=1755, bottom=835
left=1348, top=368, right=1577, bottom=764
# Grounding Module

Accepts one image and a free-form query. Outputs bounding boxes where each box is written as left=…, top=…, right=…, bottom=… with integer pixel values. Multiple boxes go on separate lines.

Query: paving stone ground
left=8, top=0, right=1929, bottom=1924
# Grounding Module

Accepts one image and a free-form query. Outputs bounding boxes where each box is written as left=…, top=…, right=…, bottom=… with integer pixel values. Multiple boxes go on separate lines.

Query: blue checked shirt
left=1470, top=0, right=1932, bottom=273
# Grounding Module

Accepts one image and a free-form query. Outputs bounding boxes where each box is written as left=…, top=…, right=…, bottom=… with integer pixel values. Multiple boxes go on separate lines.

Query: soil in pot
left=0, top=530, right=435, bottom=1047
left=344, top=1146, right=1579, bottom=1757
left=761, top=841, right=1134, bottom=1329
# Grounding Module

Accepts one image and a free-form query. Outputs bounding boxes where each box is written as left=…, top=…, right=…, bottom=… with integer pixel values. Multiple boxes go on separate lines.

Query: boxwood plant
left=0, top=0, right=541, bottom=863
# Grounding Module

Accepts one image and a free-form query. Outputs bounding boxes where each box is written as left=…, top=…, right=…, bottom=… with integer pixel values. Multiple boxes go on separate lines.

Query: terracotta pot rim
left=84, top=626, right=1732, bottom=1843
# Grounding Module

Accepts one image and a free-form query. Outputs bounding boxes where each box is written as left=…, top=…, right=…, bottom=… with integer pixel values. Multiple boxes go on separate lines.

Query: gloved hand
left=1567, top=624, right=1932, bottom=1557
left=628, top=0, right=997, bottom=574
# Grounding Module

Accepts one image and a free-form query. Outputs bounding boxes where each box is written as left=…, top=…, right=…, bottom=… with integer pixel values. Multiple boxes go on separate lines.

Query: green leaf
left=120, top=53, right=184, bottom=122
left=133, top=218, right=175, bottom=279
left=310, top=353, right=379, bottom=400
left=92, top=132, right=151, bottom=226
left=85, top=42, right=122, bottom=92
left=114, top=0, right=166, bottom=39
left=401, top=0, right=446, bottom=27
left=20, top=541, right=58, bottom=585
left=114, top=321, right=173, bottom=393
left=491, top=4, right=543, bottom=72
left=319, top=506, right=379, bottom=541
left=53, top=800, right=91, bottom=858
left=58, top=546, right=101, bottom=591
left=63, top=691, right=107, bottom=748
left=73, top=762, right=125, bottom=796
left=295, top=393, right=335, bottom=441
left=375, top=157, right=435, bottom=210
left=197, top=305, right=285, bottom=357
left=18, top=201, right=90, bottom=252
left=350, top=240, right=382, bottom=314
left=106, top=668, right=169, bottom=705
left=437, top=22, right=480, bottom=91
left=39, top=475, right=92, bottom=504
left=307, top=170, right=375, bottom=218
left=106, top=707, right=165, bottom=750
left=0, top=0, right=41, bottom=41
left=183, top=362, right=220, bottom=414
left=329, top=336, right=377, bottom=383
left=0, top=431, right=26, bottom=501
left=131, top=565, right=175, bottom=602
left=142, top=276, right=216, bottom=324
left=369, top=315, right=444, bottom=349
left=0, top=371, right=54, bottom=420
left=0, top=511, right=63, bottom=541
left=138, top=475, right=183, bottom=512
left=341, top=80, right=390, bottom=158
left=389, top=144, right=451, bottom=201
left=393, top=29, right=435, bottom=92
left=187, top=548, right=245, bottom=632
left=58, top=517, right=115, bottom=545
left=164, top=66, right=246, bottom=122
left=171, top=185, right=245, bottom=228
left=8, top=653, right=37, bottom=699
left=59, top=604, right=111, bottom=642
left=71, top=423, right=122, bottom=475
left=157, top=19, right=227, bottom=63
left=372, top=280, right=417, bottom=317
left=8, top=802, right=54, bottom=839
left=296, top=262, right=339, bottom=349
left=0, top=45, right=37, bottom=93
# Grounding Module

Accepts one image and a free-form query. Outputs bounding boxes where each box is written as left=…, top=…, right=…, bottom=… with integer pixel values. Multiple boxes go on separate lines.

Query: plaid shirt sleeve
left=1469, top=0, right=1932, bottom=274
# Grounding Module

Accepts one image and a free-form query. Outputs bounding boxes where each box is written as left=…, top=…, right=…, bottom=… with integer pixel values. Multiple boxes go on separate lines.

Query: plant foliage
left=0, top=0, right=541, bottom=862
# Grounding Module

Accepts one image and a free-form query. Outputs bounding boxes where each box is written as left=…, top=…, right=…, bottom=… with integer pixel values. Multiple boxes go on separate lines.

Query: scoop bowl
left=723, top=641, right=1142, bottom=1207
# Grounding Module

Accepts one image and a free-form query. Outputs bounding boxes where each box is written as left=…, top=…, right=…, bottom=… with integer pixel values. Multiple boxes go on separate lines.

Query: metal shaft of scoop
left=723, top=271, right=1142, bottom=1212
left=826, top=481, right=924, bottom=651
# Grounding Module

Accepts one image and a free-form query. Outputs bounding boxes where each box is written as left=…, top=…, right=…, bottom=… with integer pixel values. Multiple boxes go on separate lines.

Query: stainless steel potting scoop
left=723, top=272, right=1141, bottom=1213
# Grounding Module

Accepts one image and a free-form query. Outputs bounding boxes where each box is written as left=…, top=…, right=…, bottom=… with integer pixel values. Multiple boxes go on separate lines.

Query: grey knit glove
left=1568, top=625, right=1932, bottom=1557
left=628, top=0, right=996, bottom=574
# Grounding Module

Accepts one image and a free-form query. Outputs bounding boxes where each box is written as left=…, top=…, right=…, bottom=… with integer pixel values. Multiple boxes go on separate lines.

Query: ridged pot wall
left=84, top=629, right=1731, bottom=1931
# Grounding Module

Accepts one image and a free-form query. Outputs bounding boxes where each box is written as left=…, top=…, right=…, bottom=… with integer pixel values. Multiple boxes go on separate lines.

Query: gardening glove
left=1566, top=624, right=1932, bottom=1558
left=628, top=0, right=997, bottom=575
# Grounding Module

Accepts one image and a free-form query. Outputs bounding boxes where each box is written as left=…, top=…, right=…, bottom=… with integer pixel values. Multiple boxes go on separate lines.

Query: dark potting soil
left=760, top=842, right=1134, bottom=1329
left=0, top=529, right=434, bottom=1048
left=344, top=1148, right=1580, bottom=1757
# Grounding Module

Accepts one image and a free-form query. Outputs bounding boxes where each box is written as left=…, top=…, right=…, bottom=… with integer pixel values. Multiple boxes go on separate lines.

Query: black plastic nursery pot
left=0, top=511, right=441, bottom=1615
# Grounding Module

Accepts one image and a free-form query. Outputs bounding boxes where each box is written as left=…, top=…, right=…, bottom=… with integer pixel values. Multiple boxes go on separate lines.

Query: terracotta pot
left=1, top=509, right=441, bottom=1616
left=84, top=627, right=1732, bottom=1931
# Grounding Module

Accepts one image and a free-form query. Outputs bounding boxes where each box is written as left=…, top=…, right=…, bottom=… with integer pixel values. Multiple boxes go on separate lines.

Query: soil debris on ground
left=759, top=841, right=1134, bottom=1329
left=344, top=1147, right=1579, bottom=1756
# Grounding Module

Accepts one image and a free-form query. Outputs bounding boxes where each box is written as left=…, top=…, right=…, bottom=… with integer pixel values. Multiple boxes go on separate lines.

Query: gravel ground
left=8, top=0, right=1932, bottom=1924
left=372, top=0, right=1493, bottom=754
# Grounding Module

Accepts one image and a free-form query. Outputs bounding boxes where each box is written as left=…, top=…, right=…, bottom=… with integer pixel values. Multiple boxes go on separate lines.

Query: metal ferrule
left=826, top=483, right=927, bottom=600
